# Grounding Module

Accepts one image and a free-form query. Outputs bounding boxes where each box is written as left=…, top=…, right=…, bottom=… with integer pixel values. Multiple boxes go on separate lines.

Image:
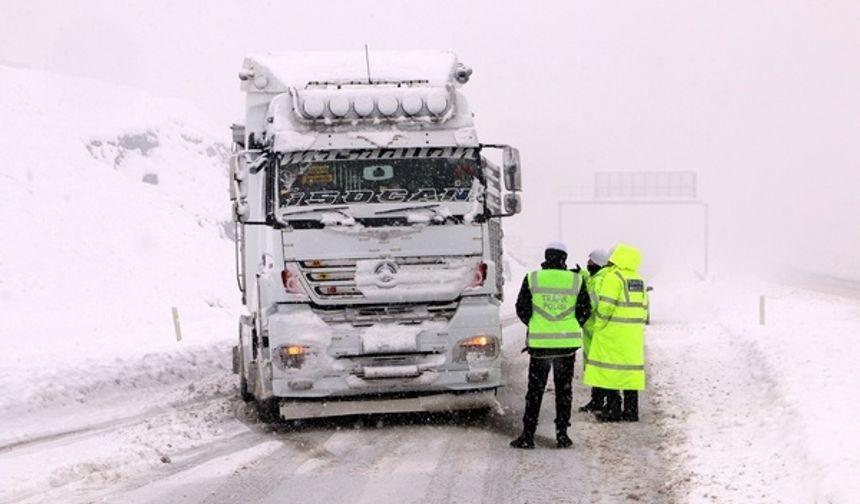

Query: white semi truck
left=229, top=51, right=523, bottom=422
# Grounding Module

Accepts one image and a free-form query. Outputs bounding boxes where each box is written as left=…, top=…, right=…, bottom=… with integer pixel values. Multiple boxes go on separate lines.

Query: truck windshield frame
left=276, top=147, right=483, bottom=209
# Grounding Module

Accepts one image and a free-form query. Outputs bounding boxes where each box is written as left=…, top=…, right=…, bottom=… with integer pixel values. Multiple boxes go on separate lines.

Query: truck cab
left=229, top=51, right=522, bottom=421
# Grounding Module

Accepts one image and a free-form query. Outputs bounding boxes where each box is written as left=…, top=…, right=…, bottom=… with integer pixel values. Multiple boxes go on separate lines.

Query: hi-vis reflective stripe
left=594, top=312, right=648, bottom=324
left=598, top=295, right=647, bottom=308
left=587, top=359, right=644, bottom=371
left=530, top=332, right=582, bottom=340
left=530, top=272, right=580, bottom=295
left=614, top=271, right=630, bottom=302
left=532, top=305, right=576, bottom=322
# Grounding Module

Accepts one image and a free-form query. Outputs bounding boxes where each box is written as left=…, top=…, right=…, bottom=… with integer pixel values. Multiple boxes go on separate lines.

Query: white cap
left=545, top=241, right=567, bottom=254
left=588, top=249, right=609, bottom=266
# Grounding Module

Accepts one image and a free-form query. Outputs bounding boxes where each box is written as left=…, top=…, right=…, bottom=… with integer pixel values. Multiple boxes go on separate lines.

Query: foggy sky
left=3, top=0, right=859, bottom=279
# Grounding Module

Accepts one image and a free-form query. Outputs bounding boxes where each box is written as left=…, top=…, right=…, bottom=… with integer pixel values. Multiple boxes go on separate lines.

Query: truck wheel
left=239, top=375, right=254, bottom=403
left=255, top=398, right=280, bottom=424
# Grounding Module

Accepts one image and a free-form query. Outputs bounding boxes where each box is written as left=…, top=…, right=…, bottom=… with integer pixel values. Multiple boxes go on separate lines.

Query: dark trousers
left=603, top=389, right=639, bottom=420
left=521, top=353, right=575, bottom=436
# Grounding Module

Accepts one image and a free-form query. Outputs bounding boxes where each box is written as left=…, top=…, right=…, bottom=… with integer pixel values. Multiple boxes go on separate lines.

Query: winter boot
left=622, top=390, right=639, bottom=422
left=510, top=434, right=535, bottom=449
left=595, top=391, right=622, bottom=422
left=595, top=411, right=623, bottom=423
left=578, top=400, right=601, bottom=413
left=556, top=430, right=573, bottom=448
left=581, top=387, right=607, bottom=412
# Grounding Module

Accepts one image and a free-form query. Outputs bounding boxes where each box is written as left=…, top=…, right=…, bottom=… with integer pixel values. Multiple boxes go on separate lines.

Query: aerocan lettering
left=282, top=191, right=305, bottom=206
left=377, top=189, right=409, bottom=202
left=306, top=191, right=339, bottom=205
left=408, top=188, right=439, bottom=202
left=441, top=187, right=471, bottom=201
left=343, top=190, right=374, bottom=204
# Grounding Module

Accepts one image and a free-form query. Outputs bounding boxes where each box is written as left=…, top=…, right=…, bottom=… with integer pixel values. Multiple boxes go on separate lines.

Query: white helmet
left=545, top=241, right=568, bottom=254
left=588, top=249, right=609, bottom=266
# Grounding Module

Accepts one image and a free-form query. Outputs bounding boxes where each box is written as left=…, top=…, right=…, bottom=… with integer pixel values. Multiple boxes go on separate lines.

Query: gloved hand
left=571, top=264, right=582, bottom=273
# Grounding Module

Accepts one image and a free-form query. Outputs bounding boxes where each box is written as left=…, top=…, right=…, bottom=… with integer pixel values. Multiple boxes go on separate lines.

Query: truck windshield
left=278, top=148, right=481, bottom=208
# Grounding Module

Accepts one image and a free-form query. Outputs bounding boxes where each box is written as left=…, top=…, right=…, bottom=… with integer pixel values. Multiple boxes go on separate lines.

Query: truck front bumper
left=278, top=389, right=499, bottom=420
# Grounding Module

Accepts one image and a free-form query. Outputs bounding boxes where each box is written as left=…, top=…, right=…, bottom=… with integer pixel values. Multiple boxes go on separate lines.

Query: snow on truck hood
left=283, top=223, right=483, bottom=260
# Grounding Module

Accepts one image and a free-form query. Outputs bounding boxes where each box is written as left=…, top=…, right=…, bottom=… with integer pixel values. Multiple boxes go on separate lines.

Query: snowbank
left=648, top=276, right=860, bottom=503
left=0, top=65, right=240, bottom=402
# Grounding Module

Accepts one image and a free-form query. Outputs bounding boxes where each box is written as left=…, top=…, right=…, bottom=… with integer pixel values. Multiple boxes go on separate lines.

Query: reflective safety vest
left=582, top=266, right=648, bottom=390
left=582, top=267, right=608, bottom=361
left=527, top=269, right=583, bottom=349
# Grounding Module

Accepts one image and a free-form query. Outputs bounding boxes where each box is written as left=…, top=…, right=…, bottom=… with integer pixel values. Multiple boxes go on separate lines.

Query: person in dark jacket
left=510, top=242, right=592, bottom=449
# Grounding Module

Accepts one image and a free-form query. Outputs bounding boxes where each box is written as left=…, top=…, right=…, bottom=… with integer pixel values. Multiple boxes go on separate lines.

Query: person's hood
left=541, top=258, right=568, bottom=270
left=541, top=249, right=568, bottom=270
left=608, top=244, right=641, bottom=271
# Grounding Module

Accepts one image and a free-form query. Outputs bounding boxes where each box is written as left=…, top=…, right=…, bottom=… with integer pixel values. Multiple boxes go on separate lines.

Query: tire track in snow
left=0, top=392, right=232, bottom=455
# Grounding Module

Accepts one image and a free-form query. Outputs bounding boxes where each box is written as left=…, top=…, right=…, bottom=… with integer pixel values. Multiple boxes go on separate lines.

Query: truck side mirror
left=229, top=154, right=249, bottom=201
left=229, top=155, right=240, bottom=201
left=503, top=147, right=522, bottom=192
left=231, top=123, right=246, bottom=149
left=504, top=193, right=522, bottom=215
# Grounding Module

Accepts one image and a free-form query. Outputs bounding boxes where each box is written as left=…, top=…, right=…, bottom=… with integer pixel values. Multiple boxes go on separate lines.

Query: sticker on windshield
left=363, top=165, right=394, bottom=181
left=301, top=164, right=333, bottom=184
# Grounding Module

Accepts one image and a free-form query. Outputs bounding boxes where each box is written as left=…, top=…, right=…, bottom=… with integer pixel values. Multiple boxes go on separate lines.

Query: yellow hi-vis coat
left=582, top=244, right=648, bottom=390
left=526, top=269, right=583, bottom=349
left=582, top=267, right=608, bottom=363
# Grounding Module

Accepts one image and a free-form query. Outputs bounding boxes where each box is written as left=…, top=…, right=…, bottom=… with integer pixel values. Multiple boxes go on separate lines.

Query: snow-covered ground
left=648, top=277, right=860, bottom=503
left=0, top=65, right=240, bottom=408
left=2, top=65, right=860, bottom=503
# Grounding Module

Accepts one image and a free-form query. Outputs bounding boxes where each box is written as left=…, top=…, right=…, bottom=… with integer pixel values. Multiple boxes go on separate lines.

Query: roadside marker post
left=172, top=307, right=183, bottom=341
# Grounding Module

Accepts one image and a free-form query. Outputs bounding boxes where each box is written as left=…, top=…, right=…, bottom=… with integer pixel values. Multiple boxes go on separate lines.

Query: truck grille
left=297, top=256, right=454, bottom=300
left=311, top=301, right=458, bottom=327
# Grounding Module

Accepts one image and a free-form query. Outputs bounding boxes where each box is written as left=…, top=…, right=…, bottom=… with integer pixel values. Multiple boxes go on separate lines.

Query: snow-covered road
left=0, top=322, right=677, bottom=504
left=5, top=280, right=860, bottom=503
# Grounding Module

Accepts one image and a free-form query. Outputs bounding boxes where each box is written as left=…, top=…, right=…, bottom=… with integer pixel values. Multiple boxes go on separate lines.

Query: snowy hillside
left=0, top=65, right=240, bottom=406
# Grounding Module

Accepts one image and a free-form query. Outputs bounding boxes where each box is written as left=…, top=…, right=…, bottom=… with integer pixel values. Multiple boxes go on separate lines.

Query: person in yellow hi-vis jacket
left=578, top=249, right=610, bottom=413
left=582, top=244, right=648, bottom=422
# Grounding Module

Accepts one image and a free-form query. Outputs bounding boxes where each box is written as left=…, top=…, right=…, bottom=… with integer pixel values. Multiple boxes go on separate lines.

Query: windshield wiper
left=373, top=204, right=444, bottom=216
left=282, top=206, right=353, bottom=220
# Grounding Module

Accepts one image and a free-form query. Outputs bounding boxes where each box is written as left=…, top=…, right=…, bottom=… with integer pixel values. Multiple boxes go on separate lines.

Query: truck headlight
left=277, top=344, right=309, bottom=368
left=281, top=264, right=306, bottom=295
left=453, top=335, right=499, bottom=362
left=467, top=262, right=488, bottom=288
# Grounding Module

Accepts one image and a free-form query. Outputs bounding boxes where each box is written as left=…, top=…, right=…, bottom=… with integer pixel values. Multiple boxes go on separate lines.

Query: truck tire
left=237, top=349, right=254, bottom=403
left=239, top=375, right=254, bottom=403
left=255, top=398, right=280, bottom=424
